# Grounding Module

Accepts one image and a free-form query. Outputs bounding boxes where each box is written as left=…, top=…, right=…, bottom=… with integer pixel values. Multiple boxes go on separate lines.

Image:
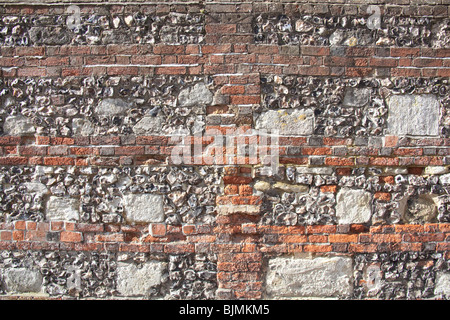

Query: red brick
left=279, top=235, right=308, bottom=243
left=50, top=221, right=65, bottom=232
left=0, top=157, right=28, bottom=165
left=0, top=231, right=12, bottom=241
left=374, top=192, right=391, bottom=201
left=43, top=157, right=74, bottom=166
left=14, top=221, right=26, bottom=230
left=230, top=95, right=260, bottom=105
left=95, top=233, right=125, bottom=242
left=324, top=157, right=355, bottom=166
left=223, top=176, right=253, bottom=184
left=164, top=243, right=195, bottom=254
left=320, top=185, right=337, bottom=193
left=306, top=225, right=337, bottom=234
left=372, top=234, right=402, bottom=243
left=12, top=230, right=24, bottom=241
left=303, top=244, right=332, bottom=252
left=150, top=223, right=166, bottom=237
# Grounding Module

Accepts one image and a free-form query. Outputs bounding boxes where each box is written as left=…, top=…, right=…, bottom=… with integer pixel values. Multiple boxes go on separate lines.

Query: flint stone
left=296, top=167, right=334, bottom=175
left=255, top=109, right=314, bottom=135
left=439, top=173, right=450, bottom=184
left=178, top=83, right=213, bottom=107
left=272, top=182, right=309, bottom=193
left=404, top=194, right=438, bottom=224
left=29, top=27, right=70, bottom=45
left=336, top=188, right=372, bottom=224
left=3, top=268, right=43, bottom=293
left=424, top=166, right=449, bottom=175
left=216, top=205, right=260, bottom=215
left=387, top=94, right=439, bottom=136
left=266, top=256, right=353, bottom=298
left=434, top=272, right=450, bottom=297
left=72, top=118, right=95, bottom=136
left=45, top=196, right=80, bottom=221
left=342, top=88, right=370, bottom=107
left=116, top=261, right=166, bottom=296
left=123, top=194, right=164, bottom=223
left=3, top=115, right=36, bottom=135
left=254, top=181, right=271, bottom=192
left=24, top=182, right=48, bottom=196
left=132, top=115, right=163, bottom=135
left=95, top=98, right=131, bottom=116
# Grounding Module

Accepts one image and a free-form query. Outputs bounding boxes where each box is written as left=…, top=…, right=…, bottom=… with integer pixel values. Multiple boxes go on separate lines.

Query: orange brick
left=239, top=185, right=253, bottom=195
left=224, top=184, right=239, bottom=195
left=12, top=230, right=24, bottom=241
left=320, top=185, right=337, bottom=193
left=303, top=245, right=332, bottom=252
left=394, top=224, right=424, bottom=233
left=372, top=234, right=402, bottom=243
left=329, top=234, right=358, bottom=243
left=279, top=235, right=308, bottom=243
left=182, top=225, right=197, bottom=235
left=374, top=192, right=391, bottom=201
left=308, top=235, right=328, bottom=243
left=14, top=221, right=26, bottom=230
left=150, top=223, right=166, bottom=237
left=61, top=231, right=83, bottom=243
left=306, top=225, right=337, bottom=234
left=379, top=176, right=395, bottom=184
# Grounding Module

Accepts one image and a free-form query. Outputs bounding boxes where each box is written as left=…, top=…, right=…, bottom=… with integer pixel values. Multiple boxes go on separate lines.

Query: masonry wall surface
left=0, top=0, right=449, bottom=300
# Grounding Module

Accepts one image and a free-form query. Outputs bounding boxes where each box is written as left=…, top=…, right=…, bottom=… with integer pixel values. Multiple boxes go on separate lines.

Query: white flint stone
left=424, top=166, right=449, bottom=175
left=342, top=88, right=371, bottom=107
left=3, top=115, right=36, bottom=135
left=296, top=167, right=333, bottom=175
left=439, top=173, right=450, bottom=184
left=255, top=109, right=314, bottom=136
left=24, top=182, right=48, bottom=196
left=272, top=182, right=309, bottom=193
left=46, top=196, right=80, bottom=221
left=434, top=272, right=450, bottom=297
left=123, top=194, right=164, bottom=223
left=253, top=181, right=271, bottom=192
left=178, top=83, right=213, bottom=107
left=266, top=256, right=353, bottom=298
left=3, top=268, right=43, bottom=293
left=72, top=118, right=95, bottom=136
left=132, top=115, right=163, bottom=135
left=116, top=261, right=166, bottom=296
left=387, top=94, right=440, bottom=136
left=336, top=188, right=372, bottom=224
left=216, top=205, right=260, bottom=215
left=95, top=98, right=131, bottom=116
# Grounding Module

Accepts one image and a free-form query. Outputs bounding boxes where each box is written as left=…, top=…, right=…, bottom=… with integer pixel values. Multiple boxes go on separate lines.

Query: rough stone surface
left=3, top=115, right=36, bottom=136
left=116, top=261, right=166, bottom=297
left=336, top=188, right=372, bottom=224
left=95, top=98, right=131, bottom=116
left=123, top=194, right=164, bottom=223
left=342, top=88, right=371, bottom=107
left=132, top=115, right=164, bottom=135
left=434, top=272, right=450, bottom=297
left=178, top=83, right=213, bottom=107
left=387, top=94, right=440, bottom=136
left=266, top=256, right=353, bottom=298
left=404, top=194, right=438, bottom=224
left=3, top=268, right=43, bottom=293
left=255, top=109, right=314, bottom=135
left=72, top=118, right=95, bottom=136
left=272, top=182, right=309, bottom=193
left=45, top=196, right=80, bottom=221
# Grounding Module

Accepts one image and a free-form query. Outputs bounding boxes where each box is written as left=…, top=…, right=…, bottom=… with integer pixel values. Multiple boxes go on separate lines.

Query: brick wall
left=0, top=0, right=449, bottom=300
